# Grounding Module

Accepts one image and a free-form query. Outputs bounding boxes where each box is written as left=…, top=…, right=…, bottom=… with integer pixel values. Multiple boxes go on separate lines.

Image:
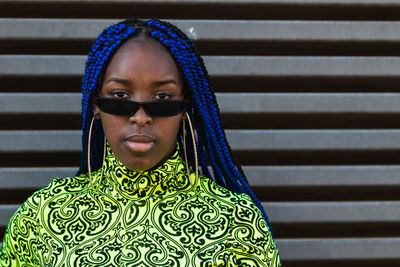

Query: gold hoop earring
left=88, top=116, right=106, bottom=191
left=182, top=112, right=198, bottom=187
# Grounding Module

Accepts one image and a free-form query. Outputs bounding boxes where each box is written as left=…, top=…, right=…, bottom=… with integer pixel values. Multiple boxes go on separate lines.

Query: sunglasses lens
left=97, top=98, right=138, bottom=116
left=145, top=101, right=186, bottom=117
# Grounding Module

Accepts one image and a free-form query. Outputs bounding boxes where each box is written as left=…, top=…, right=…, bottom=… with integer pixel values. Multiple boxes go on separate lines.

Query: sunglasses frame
left=96, top=97, right=189, bottom=118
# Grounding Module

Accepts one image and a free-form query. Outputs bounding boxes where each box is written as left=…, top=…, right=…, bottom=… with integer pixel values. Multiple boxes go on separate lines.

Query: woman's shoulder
left=2, top=171, right=89, bottom=230
left=194, top=174, right=270, bottom=231
left=196, top=174, right=253, bottom=203
left=31, top=172, right=90, bottom=197
left=20, top=171, right=91, bottom=207
left=6, top=172, right=93, bottom=227
left=194, top=174, right=262, bottom=218
left=193, top=175, right=281, bottom=266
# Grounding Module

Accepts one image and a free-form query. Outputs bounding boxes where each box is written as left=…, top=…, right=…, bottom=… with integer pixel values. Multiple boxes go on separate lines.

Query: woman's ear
left=182, top=99, right=190, bottom=120
left=92, top=94, right=101, bottom=119
left=181, top=111, right=188, bottom=121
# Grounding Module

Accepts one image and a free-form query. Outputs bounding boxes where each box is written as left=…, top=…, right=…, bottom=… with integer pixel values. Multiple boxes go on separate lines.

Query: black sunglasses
left=96, top=97, right=188, bottom=117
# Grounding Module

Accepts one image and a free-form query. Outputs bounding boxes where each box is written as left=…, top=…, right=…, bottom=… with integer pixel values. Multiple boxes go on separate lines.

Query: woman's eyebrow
left=105, top=77, right=131, bottom=85
left=152, top=79, right=177, bottom=86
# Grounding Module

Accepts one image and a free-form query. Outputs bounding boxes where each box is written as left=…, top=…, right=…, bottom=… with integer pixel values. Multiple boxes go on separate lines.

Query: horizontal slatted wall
left=1, top=0, right=400, bottom=266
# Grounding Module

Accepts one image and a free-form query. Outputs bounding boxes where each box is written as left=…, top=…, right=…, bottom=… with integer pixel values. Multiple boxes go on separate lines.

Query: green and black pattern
left=0, top=144, right=281, bottom=266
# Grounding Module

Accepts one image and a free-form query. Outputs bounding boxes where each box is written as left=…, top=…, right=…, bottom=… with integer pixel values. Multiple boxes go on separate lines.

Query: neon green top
left=0, top=144, right=281, bottom=266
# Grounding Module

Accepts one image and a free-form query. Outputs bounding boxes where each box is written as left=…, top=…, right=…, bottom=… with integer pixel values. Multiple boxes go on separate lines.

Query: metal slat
left=2, top=202, right=400, bottom=228
left=226, top=130, right=400, bottom=150
left=246, top=165, right=400, bottom=186
left=5, top=93, right=400, bottom=114
left=0, top=167, right=75, bottom=189
left=0, top=205, right=20, bottom=226
left=0, top=0, right=272, bottom=3
left=2, top=166, right=400, bottom=189
left=0, top=55, right=84, bottom=76
left=0, top=130, right=80, bottom=152
left=3, top=19, right=400, bottom=42
left=3, top=130, right=400, bottom=152
left=0, top=93, right=81, bottom=114
left=205, top=56, right=400, bottom=77
left=277, top=238, right=400, bottom=260
left=3, top=55, right=400, bottom=77
left=232, top=93, right=400, bottom=114
left=0, top=237, right=399, bottom=261
left=264, top=201, right=400, bottom=223
left=1, top=0, right=400, bottom=5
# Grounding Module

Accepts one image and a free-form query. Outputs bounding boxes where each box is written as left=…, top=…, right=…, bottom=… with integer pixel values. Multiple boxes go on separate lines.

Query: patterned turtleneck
left=0, top=143, right=281, bottom=266
left=101, top=143, right=192, bottom=199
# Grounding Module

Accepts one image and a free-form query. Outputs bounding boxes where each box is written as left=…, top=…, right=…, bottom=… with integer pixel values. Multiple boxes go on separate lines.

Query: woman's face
left=93, top=38, right=185, bottom=170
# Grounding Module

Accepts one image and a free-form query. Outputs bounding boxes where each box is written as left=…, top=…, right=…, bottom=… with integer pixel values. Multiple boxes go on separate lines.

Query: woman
left=0, top=18, right=281, bottom=266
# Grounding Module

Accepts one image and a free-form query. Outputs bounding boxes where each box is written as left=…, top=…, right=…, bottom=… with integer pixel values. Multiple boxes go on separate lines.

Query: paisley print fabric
left=0, top=144, right=281, bottom=266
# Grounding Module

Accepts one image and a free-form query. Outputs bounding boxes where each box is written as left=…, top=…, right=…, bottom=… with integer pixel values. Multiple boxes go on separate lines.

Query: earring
left=88, top=116, right=106, bottom=191
left=182, top=112, right=198, bottom=187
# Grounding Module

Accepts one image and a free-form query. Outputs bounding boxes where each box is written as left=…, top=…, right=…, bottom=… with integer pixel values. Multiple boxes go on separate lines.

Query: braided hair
left=77, top=17, right=273, bottom=232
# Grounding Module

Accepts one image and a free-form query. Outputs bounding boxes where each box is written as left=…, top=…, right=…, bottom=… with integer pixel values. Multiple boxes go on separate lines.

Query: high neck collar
left=100, top=142, right=192, bottom=198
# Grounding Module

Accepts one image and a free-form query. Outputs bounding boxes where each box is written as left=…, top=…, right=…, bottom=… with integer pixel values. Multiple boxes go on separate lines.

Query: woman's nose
left=128, top=105, right=152, bottom=126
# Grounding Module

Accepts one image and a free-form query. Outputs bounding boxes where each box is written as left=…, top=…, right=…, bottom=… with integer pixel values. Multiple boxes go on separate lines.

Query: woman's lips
left=124, top=135, right=155, bottom=153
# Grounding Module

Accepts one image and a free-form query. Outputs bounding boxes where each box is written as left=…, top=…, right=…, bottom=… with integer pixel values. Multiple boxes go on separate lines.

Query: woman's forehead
left=105, top=40, right=178, bottom=76
left=99, top=38, right=183, bottom=91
